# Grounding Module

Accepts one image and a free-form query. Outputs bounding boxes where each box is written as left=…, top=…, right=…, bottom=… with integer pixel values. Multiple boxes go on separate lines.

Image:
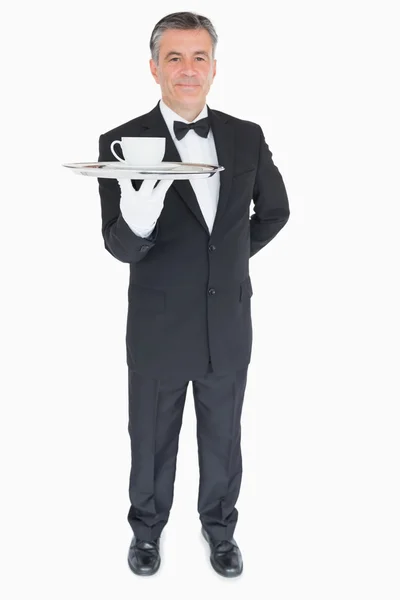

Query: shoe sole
left=201, top=528, right=243, bottom=578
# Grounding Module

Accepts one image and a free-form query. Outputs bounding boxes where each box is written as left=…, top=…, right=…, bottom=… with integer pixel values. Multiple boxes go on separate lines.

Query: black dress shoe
left=127, top=536, right=161, bottom=576
left=201, top=527, right=243, bottom=577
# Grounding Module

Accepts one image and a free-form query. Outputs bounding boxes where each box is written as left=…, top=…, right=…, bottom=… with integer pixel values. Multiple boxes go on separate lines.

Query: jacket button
left=139, top=245, right=149, bottom=252
left=208, top=244, right=216, bottom=252
left=208, top=288, right=216, bottom=295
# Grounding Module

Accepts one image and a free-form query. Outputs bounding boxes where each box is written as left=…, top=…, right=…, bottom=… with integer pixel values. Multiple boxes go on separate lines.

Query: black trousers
left=127, top=361, right=249, bottom=542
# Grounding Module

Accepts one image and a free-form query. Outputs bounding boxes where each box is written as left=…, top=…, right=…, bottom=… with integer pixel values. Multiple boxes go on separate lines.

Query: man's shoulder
left=211, top=107, right=261, bottom=133
left=99, top=107, right=154, bottom=140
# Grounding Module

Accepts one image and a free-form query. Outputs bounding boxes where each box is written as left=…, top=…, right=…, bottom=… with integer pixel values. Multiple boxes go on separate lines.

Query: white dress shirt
left=127, top=98, right=220, bottom=238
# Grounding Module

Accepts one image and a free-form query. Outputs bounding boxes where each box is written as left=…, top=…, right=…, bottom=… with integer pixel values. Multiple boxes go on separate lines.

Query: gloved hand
left=117, top=177, right=174, bottom=236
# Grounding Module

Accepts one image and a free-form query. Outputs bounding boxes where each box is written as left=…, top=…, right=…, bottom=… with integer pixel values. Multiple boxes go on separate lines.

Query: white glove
left=117, top=178, right=173, bottom=238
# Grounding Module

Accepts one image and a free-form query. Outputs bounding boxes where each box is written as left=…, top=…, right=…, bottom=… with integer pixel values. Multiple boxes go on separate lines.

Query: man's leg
left=127, top=367, right=189, bottom=541
left=192, top=365, right=248, bottom=541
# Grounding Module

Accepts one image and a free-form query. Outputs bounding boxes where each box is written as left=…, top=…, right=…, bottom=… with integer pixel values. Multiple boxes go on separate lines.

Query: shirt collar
left=159, top=98, right=208, bottom=140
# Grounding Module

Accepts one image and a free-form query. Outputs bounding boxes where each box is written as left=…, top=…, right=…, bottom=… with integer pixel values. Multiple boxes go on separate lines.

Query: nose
left=180, top=59, right=198, bottom=77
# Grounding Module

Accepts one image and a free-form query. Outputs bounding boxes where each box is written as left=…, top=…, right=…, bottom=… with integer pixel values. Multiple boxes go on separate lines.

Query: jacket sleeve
left=250, top=126, right=290, bottom=258
left=97, top=133, right=159, bottom=263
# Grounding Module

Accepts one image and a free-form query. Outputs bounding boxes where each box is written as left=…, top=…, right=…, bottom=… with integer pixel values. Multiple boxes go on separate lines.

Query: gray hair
left=150, top=11, right=218, bottom=65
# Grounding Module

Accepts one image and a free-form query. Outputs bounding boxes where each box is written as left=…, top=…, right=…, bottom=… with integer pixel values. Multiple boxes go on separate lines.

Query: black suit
left=97, top=101, right=289, bottom=541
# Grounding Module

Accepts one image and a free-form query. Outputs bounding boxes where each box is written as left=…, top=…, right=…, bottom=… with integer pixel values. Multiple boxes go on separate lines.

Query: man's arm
left=97, top=133, right=158, bottom=263
left=250, top=126, right=290, bottom=258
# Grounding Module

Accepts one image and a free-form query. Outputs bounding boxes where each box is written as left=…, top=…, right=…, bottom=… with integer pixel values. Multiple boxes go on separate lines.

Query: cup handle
left=110, top=140, right=125, bottom=162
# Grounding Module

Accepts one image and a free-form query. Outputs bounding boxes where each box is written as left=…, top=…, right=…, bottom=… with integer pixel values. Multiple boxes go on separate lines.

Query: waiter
left=97, top=11, right=290, bottom=578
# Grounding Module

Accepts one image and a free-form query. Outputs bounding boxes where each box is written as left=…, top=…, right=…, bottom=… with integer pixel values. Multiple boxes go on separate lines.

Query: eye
left=169, top=56, right=206, bottom=62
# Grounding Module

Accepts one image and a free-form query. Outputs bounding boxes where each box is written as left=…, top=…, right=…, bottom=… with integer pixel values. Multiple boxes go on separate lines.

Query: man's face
left=150, top=28, right=217, bottom=113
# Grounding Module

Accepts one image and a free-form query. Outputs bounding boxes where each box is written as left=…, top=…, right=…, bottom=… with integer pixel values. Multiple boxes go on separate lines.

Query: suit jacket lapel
left=138, top=101, right=234, bottom=236
left=207, top=106, right=234, bottom=231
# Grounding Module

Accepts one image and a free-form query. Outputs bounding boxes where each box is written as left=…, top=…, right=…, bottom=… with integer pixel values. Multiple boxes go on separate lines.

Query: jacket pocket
left=232, top=167, right=256, bottom=179
left=129, top=284, right=166, bottom=314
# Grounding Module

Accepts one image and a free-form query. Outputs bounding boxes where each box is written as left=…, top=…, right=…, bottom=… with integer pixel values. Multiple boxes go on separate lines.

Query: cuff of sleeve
left=123, top=220, right=157, bottom=239
left=116, top=213, right=159, bottom=249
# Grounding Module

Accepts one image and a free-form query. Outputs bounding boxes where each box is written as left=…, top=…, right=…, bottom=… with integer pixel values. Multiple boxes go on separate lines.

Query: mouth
left=176, top=84, right=199, bottom=89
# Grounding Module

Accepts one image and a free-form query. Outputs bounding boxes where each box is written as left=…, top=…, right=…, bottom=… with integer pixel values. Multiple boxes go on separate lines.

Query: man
left=97, top=11, right=289, bottom=577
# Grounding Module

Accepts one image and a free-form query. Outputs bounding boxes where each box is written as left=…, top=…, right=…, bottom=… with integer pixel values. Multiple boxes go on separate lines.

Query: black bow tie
left=173, top=117, right=210, bottom=141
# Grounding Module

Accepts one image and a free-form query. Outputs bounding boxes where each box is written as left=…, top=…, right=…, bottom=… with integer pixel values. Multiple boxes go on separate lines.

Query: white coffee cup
left=110, top=137, right=166, bottom=165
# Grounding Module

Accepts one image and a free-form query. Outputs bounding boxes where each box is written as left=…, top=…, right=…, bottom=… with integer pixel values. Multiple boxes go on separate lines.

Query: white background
left=1, top=0, right=399, bottom=598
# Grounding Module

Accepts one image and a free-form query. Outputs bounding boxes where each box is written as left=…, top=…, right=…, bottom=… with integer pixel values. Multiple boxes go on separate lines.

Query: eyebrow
left=164, top=50, right=209, bottom=59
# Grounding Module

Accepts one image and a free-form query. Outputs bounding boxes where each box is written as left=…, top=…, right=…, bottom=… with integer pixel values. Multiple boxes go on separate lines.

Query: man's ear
left=149, top=58, right=159, bottom=83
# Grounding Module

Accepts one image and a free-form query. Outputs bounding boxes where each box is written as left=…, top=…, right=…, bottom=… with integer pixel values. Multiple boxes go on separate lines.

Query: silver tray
left=62, top=161, right=225, bottom=180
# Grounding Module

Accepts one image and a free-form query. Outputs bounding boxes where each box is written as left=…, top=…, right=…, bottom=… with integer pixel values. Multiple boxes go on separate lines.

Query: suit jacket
left=97, top=101, right=290, bottom=380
